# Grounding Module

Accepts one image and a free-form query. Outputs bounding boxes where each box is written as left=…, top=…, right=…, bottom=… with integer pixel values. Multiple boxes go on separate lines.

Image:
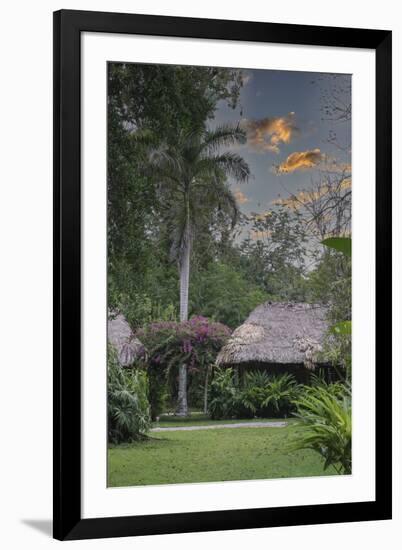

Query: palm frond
left=202, top=124, right=247, bottom=153
left=190, top=178, right=240, bottom=229
left=211, top=151, right=250, bottom=183
left=210, top=183, right=239, bottom=228
left=148, top=145, right=182, bottom=175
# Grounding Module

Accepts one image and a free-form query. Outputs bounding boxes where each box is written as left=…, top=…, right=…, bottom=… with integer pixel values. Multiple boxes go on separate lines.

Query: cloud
left=276, top=148, right=324, bottom=173
left=233, top=189, right=249, bottom=205
left=241, top=113, right=298, bottom=154
left=276, top=149, right=352, bottom=174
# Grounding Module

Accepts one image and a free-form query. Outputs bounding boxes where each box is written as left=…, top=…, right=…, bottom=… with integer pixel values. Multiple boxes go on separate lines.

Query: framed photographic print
left=53, top=9, right=392, bottom=541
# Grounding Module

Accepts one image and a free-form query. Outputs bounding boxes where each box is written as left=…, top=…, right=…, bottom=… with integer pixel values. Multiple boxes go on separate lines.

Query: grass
left=108, top=422, right=337, bottom=487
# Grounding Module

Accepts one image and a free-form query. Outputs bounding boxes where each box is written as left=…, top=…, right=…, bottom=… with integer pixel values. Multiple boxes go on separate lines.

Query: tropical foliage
left=237, top=372, right=300, bottom=418
left=288, top=239, right=352, bottom=473
left=107, top=64, right=353, bottom=342
left=292, top=384, right=352, bottom=474
left=107, top=62, right=353, bottom=479
left=319, top=237, right=352, bottom=380
left=208, top=368, right=301, bottom=420
left=107, top=347, right=151, bottom=443
left=208, top=368, right=238, bottom=420
left=143, top=123, right=250, bottom=414
left=138, top=316, right=231, bottom=417
left=108, top=63, right=244, bottom=332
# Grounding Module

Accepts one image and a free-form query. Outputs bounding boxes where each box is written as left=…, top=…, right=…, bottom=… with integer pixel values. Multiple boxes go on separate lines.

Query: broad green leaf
left=322, top=237, right=351, bottom=257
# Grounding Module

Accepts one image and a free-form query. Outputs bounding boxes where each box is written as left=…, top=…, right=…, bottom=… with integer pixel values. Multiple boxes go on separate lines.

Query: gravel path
left=150, top=421, right=288, bottom=432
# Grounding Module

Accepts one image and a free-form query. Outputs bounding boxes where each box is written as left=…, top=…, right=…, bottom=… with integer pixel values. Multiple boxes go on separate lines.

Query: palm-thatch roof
left=216, top=301, right=329, bottom=369
left=108, top=313, right=146, bottom=367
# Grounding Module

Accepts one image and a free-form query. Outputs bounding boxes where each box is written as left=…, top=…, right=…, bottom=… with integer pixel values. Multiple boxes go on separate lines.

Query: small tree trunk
left=176, top=218, right=191, bottom=416
left=203, top=366, right=210, bottom=414
left=176, top=364, right=188, bottom=416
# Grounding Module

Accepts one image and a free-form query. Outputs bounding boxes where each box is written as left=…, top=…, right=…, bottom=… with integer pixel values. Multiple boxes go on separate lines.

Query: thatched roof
left=108, top=313, right=146, bottom=367
left=216, top=302, right=329, bottom=369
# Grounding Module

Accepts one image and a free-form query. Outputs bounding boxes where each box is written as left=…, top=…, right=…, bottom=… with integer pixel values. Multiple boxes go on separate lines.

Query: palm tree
left=148, top=123, right=250, bottom=415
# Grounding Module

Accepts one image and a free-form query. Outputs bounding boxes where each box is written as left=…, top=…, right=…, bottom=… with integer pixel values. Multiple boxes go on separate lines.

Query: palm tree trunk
left=179, top=223, right=190, bottom=324
left=176, top=218, right=191, bottom=416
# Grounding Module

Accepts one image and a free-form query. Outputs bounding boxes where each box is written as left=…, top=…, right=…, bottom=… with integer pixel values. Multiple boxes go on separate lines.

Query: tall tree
left=107, top=63, right=244, bottom=323
left=148, top=124, right=250, bottom=414
left=239, top=207, right=308, bottom=300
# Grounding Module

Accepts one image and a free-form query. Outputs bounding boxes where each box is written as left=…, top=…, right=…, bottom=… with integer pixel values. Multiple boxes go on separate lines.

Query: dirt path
left=150, top=421, right=288, bottom=432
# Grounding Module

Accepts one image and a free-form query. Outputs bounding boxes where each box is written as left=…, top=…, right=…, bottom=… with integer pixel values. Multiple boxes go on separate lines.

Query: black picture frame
left=53, top=9, right=392, bottom=541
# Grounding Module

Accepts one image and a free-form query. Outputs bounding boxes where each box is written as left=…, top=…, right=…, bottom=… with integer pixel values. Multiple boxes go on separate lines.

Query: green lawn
left=108, top=422, right=337, bottom=487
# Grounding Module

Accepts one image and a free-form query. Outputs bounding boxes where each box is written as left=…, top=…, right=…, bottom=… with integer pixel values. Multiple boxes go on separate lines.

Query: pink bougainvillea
left=137, top=316, right=230, bottom=373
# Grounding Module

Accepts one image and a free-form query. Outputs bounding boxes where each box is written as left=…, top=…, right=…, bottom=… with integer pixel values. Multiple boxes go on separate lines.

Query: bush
left=243, top=370, right=271, bottom=388
left=309, top=372, right=347, bottom=397
left=208, top=369, right=300, bottom=419
left=137, top=316, right=231, bottom=413
left=108, top=347, right=151, bottom=443
left=237, top=372, right=300, bottom=418
left=147, top=361, right=169, bottom=420
left=208, top=368, right=237, bottom=419
left=292, top=384, right=351, bottom=474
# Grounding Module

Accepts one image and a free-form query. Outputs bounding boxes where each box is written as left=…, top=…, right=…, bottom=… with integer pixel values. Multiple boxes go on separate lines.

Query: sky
left=210, top=68, right=351, bottom=221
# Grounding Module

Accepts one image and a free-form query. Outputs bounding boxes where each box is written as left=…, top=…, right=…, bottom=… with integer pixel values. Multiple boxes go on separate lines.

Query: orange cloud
left=276, top=149, right=352, bottom=175
left=233, top=189, right=249, bottom=205
left=277, top=149, right=324, bottom=173
left=241, top=113, right=298, bottom=154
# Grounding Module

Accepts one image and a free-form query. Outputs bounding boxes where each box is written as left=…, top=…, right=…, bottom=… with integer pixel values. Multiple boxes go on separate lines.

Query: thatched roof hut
left=108, top=313, right=146, bottom=367
left=216, top=302, right=329, bottom=376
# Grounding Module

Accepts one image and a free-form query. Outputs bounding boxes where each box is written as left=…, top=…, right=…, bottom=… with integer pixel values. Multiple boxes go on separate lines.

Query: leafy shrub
left=208, top=368, right=237, bottom=419
left=235, top=385, right=268, bottom=418
left=208, top=370, right=300, bottom=419
left=108, top=347, right=151, bottom=443
left=138, top=316, right=231, bottom=413
left=260, top=373, right=300, bottom=416
left=147, top=362, right=169, bottom=420
left=237, top=372, right=300, bottom=418
left=309, top=372, right=347, bottom=398
left=292, top=384, right=351, bottom=474
left=243, top=370, right=271, bottom=389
